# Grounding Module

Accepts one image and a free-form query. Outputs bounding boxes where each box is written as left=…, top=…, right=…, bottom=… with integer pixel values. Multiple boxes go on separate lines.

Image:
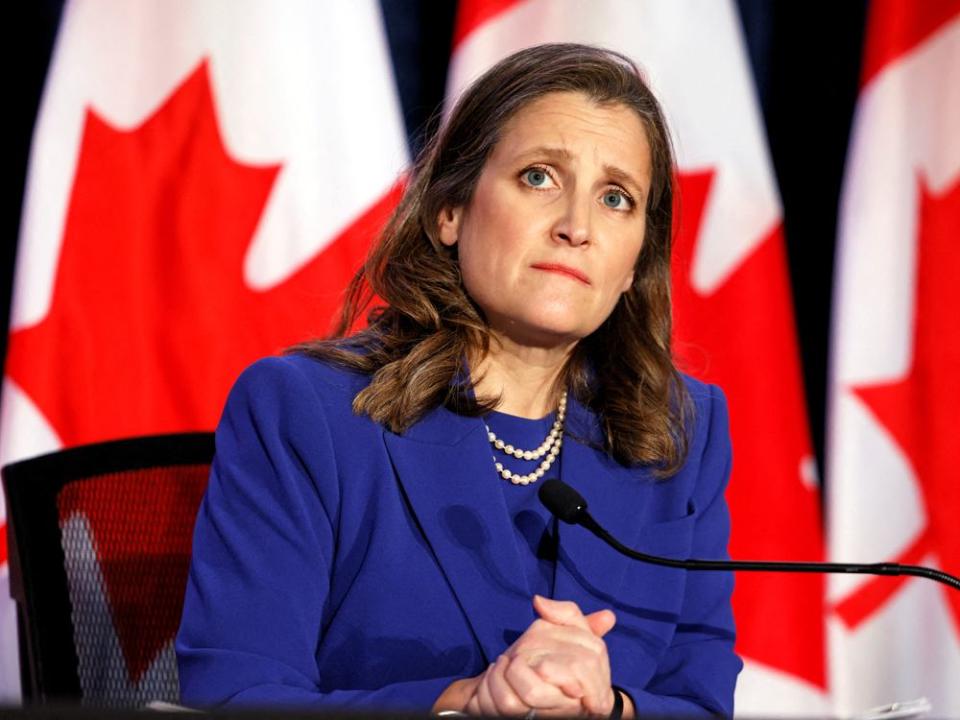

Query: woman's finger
left=474, top=663, right=501, bottom=717
left=581, top=684, right=616, bottom=717
left=510, top=622, right=607, bottom=657
left=485, top=654, right=530, bottom=717
left=583, top=609, right=616, bottom=638
left=535, top=596, right=616, bottom=640
left=529, top=652, right=610, bottom=714
left=532, top=595, right=592, bottom=632
left=465, top=690, right=482, bottom=716
left=503, top=652, right=583, bottom=707
left=524, top=652, right=590, bottom=700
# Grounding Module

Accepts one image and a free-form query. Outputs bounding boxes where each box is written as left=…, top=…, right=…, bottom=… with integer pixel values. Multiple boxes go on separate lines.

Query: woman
left=177, top=43, right=742, bottom=717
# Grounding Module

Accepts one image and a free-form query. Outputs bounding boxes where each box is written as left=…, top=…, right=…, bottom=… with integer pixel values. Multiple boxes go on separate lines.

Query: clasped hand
left=464, top=595, right=617, bottom=717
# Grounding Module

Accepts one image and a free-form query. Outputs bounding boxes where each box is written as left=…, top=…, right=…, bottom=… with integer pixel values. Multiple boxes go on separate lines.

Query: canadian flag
left=449, top=1, right=827, bottom=715
left=0, top=0, right=408, bottom=702
left=827, top=2, right=960, bottom=716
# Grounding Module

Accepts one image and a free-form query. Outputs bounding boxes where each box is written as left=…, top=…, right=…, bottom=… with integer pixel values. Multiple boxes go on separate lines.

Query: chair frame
left=2, top=432, right=215, bottom=703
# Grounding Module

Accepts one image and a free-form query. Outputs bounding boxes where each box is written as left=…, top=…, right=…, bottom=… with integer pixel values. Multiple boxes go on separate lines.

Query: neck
left=472, top=334, right=576, bottom=419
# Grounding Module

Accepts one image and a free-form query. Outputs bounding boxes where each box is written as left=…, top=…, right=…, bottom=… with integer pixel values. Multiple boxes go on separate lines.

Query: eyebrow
left=515, top=146, right=574, bottom=163
left=513, top=145, right=647, bottom=196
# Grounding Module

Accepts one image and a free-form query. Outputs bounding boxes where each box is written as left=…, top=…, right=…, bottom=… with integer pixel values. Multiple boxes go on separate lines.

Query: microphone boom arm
left=576, top=510, right=960, bottom=590
left=538, top=478, right=960, bottom=591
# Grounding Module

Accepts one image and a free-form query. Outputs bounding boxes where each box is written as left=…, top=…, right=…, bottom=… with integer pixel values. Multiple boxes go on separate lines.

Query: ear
left=436, top=206, right=463, bottom=247
left=620, top=270, right=635, bottom=293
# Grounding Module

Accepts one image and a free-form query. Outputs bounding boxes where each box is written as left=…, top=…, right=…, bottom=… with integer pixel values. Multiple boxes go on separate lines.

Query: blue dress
left=176, top=354, right=742, bottom=714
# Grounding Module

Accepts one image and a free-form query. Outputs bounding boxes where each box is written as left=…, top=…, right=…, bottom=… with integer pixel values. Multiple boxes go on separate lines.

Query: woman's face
left=438, top=91, right=652, bottom=348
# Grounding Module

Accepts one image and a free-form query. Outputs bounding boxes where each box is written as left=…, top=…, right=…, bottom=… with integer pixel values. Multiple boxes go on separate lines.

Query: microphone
left=538, top=479, right=960, bottom=590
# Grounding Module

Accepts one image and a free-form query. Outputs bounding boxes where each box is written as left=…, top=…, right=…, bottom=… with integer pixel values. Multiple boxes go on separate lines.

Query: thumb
left=532, top=595, right=590, bottom=631
left=584, top=609, right=616, bottom=637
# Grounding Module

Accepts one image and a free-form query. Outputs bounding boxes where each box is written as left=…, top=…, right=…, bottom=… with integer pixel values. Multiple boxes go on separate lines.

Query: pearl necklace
left=485, top=391, right=567, bottom=486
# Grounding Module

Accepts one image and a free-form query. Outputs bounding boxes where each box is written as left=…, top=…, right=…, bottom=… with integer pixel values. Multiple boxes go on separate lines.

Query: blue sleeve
left=616, top=384, right=741, bottom=717
left=175, top=358, right=456, bottom=710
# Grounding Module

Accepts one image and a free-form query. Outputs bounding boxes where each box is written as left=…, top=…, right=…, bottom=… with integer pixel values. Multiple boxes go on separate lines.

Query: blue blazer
left=176, top=354, right=741, bottom=715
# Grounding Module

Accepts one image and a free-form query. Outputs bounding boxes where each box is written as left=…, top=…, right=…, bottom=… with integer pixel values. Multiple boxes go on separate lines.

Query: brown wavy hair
left=294, top=43, right=691, bottom=476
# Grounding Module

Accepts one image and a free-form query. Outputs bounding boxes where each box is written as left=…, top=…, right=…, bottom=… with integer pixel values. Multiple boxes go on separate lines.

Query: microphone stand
left=539, top=479, right=960, bottom=591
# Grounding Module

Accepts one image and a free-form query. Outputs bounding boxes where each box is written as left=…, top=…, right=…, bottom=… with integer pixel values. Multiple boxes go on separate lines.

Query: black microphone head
left=538, top=479, right=588, bottom=524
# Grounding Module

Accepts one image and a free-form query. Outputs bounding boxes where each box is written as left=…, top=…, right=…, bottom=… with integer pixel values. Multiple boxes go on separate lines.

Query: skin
left=433, top=91, right=652, bottom=717
left=438, top=90, right=652, bottom=419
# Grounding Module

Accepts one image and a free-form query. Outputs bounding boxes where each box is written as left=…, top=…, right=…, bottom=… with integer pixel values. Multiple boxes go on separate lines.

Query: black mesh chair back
left=2, top=433, right=214, bottom=706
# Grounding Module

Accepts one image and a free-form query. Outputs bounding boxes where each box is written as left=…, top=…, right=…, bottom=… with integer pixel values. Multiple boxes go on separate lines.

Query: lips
left=530, top=263, right=591, bottom=285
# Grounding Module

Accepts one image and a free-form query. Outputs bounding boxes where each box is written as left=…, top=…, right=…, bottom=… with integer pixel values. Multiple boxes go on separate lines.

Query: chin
left=536, top=303, right=604, bottom=335
left=502, top=312, right=594, bottom=348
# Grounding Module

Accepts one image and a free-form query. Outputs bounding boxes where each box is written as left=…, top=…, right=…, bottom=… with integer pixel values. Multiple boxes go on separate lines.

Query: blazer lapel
left=552, top=396, right=650, bottom=610
left=384, top=406, right=536, bottom=664
left=553, top=396, right=690, bottom=685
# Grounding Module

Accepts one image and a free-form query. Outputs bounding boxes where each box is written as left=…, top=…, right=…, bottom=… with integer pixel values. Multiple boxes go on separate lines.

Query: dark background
left=6, top=1, right=869, bottom=479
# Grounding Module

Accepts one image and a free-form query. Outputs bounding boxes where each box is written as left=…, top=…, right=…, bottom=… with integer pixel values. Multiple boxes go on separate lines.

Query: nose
left=550, top=190, right=592, bottom=247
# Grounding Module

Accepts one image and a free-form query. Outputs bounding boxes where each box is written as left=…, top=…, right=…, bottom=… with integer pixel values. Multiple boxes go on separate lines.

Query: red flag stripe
left=828, top=3, right=960, bottom=711
left=860, top=0, right=960, bottom=88
left=452, top=0, right=525, bottom=50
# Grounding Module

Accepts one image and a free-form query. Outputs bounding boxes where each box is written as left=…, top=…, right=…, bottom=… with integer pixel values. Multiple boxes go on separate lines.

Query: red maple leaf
left=5, top=60, right=400, bottom=448
left=4, top=61, right=399, bottom=679
left=672, top=171, right=826, bottom=688
left=835, top=177, right=960, bottom=632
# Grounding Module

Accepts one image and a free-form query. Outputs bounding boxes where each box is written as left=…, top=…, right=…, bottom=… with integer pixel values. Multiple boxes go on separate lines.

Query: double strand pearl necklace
left=485, top=391, right=567, bottom=486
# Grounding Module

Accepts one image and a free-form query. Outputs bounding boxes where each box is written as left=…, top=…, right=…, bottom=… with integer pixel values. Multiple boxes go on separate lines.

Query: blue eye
left=523, top=168, right=549, bottom=186
left=602, top=190, right=632, bottom=210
